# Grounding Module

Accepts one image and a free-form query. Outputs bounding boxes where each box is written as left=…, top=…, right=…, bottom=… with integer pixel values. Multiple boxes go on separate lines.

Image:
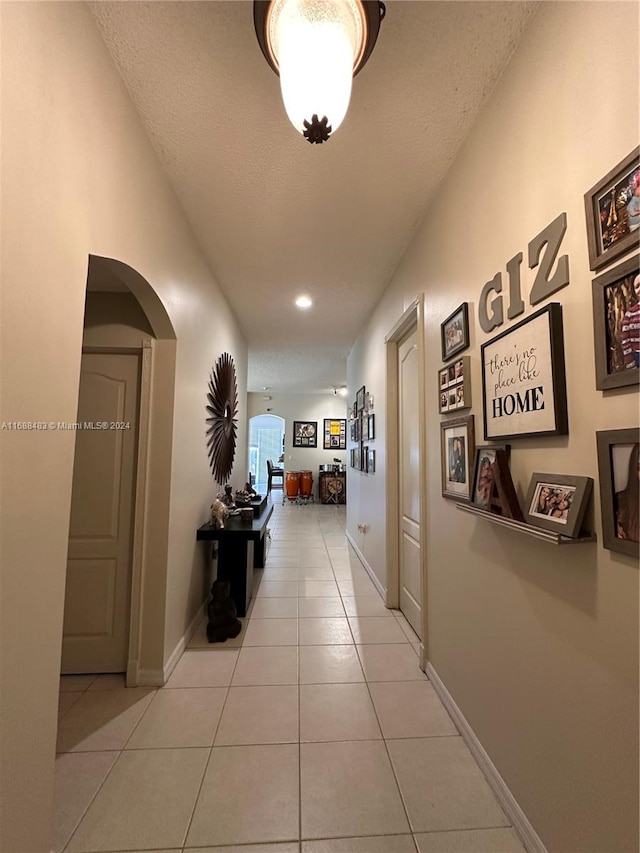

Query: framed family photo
left=481, top=303, right=568, bottom=441
left=592, top=254, right=640, bottom=390
left=438, top=356, right=472, bottom=414
left=440, top=415, right=475, bottom=502
left=471, top=444, right=510, bottom=509
left=596, top=428, right=639, bottom=557
left=524, top=474, right=593, bottom=539
left=441, top=303, right=470, bottom=361
left=584, top=146, right=640, bottom=272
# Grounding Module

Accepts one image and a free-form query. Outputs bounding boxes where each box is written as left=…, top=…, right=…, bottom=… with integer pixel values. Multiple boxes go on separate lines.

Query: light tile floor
left=54, top=501, right=527, bottom=853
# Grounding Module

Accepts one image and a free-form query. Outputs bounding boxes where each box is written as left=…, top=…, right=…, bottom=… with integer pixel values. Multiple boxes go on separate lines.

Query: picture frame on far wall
left=584, top=146, right=640, bottom=272
left=524, top=474, right=594, bottom=539
left=293, top=421, right=317, bottom=448
left=440, top=415, right=475, bottom=502
left=323, top=418, right=346, bottom=450
left=596, top=428, right=640, bottom=557
left=441, top=302, right=470, bottom=361
left=481, top=303, right=568, bottom=441
left=356, top=386, right=366, bottom=413
left=592, top=254, right=640, bottom=390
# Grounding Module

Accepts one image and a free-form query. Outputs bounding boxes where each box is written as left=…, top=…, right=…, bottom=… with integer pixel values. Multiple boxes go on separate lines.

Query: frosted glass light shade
left=268, top=0, right=365, bottom=137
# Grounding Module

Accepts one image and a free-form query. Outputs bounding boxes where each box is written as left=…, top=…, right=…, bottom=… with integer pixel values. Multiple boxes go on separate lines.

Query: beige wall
left=0, top=4, right=247, bottom=850
left=347, top=2, right=639, bottom=851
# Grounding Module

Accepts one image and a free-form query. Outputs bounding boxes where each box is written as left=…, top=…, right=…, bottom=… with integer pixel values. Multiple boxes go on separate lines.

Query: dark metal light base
left=303, top=114, right=332, bottom=144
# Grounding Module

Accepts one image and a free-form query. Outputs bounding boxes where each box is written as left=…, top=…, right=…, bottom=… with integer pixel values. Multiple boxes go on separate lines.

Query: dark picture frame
left=584, top=146, right=640, bottom=272
left=356, top=386, right=366, bottom=413
left=481, top=303, right=568, bottom=441
left=367, top=448, right=376, bottom=473
left=596, top=428, right=640, bottom=556
left=367, top=414, right=375, bottom=441
left=471, top=444, right=511, bottom=510
left=293, top=420, right=317, bottom=448
left=440, top=415, right=475, bottom=502
left=524, top=474, right=593, bottom=539
left=592, top=254, right=640, bottom=390
left=438, top=356, right=472, bottom=414
left=441, top=303, right=470, bottom=361
left=323, top=418, right=346, bottom=450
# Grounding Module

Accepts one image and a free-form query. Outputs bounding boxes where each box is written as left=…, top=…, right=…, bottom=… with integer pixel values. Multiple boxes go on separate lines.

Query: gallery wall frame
left=293, top=420, right=317, bottom=448
left=471, top=444, right=511, bottom=510
left=441, top=302, right=470, bottom=361
left=592, top=254, right=640, bottom=390
left=481, top=303, right=568, bottom=441
left=596, top=428, right=639, bottom=557
left=440, top=415, right=475, bottom=502
left=367, top=448, right=376, bottom=473
left=584, top=146, right=640, bottom=272
left=438, top=356, right=472, bottom=414
left=524, top=474, right=593, bottom=539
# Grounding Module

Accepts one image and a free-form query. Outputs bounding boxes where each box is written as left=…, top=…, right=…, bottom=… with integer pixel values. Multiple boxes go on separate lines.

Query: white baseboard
left=426, top=662, right=548, bottom=853
left=136, top=667, right=165, bottom=687
left=345, top=530, right=386, bottom=599
left=138, top=602, right=206, bottom=687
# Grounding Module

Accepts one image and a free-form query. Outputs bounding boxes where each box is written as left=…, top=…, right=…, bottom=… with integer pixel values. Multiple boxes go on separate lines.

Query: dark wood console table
left=197, top=498, right=273, bottom=616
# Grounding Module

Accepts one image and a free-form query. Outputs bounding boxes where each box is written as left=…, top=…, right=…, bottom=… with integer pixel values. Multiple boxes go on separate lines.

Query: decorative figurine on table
left=218, top=484, right=235, bottom=508
left=207, top=579, right=242, bottom=642
left=210, top=499, right=229, bottom=529
left=235, top=485, right=261, bottom=505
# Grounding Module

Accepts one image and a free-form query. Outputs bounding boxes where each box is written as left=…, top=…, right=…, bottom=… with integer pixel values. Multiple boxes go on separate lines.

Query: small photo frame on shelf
left=596, top=428, right=639, bottom=557
left=524, top=474, right=593, bottom=539
left=584, top=146, right=640, bottom=272
left=440, top=415, right=475, bottom=502
left=471, top=444, right=511, bottom=510
left=293, top=421, right=317, bottom=448
left=367, top=448, right=376, bottom=473
left=438, top=357, right=472, bottom=413
left=441, top=303, right=470, bottom=361
left=592, top=254, right=640, bottom=390
left=481, top=303, right=568, bottom=441
left=323, top=418, right=346, bottom=450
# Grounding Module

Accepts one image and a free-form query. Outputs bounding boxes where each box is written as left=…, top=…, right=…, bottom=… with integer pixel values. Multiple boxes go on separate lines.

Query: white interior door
left=61, top=352, right=140, bottom=673
left=398, top=326, right=422, bottom=638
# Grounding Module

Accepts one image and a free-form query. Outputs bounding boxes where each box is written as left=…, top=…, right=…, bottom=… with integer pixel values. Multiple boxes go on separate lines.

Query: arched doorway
left=249, top=414, right=285, bottom=492
left=61, top=255, right=176, bottom=686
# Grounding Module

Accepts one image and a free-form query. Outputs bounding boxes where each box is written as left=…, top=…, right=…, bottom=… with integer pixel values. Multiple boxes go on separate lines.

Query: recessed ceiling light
left=295, top=295, right=313, bottom=309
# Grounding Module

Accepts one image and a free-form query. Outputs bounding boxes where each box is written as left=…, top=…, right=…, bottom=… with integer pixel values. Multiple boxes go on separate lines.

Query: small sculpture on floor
left=207, top=579, right=242, bottom=642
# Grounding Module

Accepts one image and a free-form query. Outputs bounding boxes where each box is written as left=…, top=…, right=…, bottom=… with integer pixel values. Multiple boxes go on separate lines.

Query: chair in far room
left=266, top=459, right=284, bottom=494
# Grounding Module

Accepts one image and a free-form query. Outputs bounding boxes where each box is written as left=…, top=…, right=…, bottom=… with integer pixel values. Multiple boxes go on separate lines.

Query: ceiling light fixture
left=254, top=0, right=386, bottom=144
left=295, top=295, right=313, bottom=308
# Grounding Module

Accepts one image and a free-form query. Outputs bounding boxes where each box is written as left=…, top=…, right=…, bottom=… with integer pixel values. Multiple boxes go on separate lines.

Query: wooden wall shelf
left=456, top=503, right=596, bottom=545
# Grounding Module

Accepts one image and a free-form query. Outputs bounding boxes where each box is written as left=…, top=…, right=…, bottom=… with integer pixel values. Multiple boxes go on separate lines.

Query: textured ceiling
left=90, top=0, right=537, bottom=393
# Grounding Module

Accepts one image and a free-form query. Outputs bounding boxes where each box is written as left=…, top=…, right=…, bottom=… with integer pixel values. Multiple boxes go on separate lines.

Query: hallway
left=54, top=500, right=525, bottom=853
